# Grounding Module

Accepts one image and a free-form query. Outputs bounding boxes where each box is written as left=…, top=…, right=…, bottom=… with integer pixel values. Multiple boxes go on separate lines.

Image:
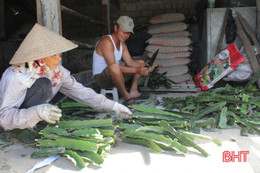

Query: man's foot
left=129, top=90, right=141, bottom=98
left=122, top=98, right=136, bottom=107
left=134, top=93, right=150, bottom=100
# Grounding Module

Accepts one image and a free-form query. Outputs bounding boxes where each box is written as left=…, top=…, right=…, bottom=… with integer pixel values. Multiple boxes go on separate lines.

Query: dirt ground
left=0, top=127, right=260, bottom=173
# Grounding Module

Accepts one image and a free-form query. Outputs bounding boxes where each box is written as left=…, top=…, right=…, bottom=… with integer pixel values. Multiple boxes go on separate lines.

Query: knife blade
left=144, top=49, right=159, bottom=87
left=145, top=49, right=159, bottom=67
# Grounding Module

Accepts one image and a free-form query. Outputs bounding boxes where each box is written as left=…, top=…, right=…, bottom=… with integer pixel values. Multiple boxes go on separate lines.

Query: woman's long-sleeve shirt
left=0, top=65, right=115, bottom=131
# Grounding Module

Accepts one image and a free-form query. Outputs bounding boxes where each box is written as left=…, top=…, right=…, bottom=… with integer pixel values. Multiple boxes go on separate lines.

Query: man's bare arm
left=96, top=36, right=116, bottom=65
left=96, top=37, right=150, bottom=76
left=120, top=43, right=154, bottom=75
left=121, top=43, right=145, bottom=67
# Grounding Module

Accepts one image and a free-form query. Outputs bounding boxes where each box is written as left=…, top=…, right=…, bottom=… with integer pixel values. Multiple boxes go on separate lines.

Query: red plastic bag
left=195, top=43, right=246, bottom=91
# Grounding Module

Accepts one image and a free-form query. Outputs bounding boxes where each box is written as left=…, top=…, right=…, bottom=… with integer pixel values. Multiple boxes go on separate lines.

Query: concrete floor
left=0, top=128, right=259, bottom=173
left=1, top=91, right=260, bottom=173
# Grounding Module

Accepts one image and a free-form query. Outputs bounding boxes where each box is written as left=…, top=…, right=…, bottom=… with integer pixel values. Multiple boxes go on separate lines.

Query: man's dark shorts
left=94, top=67, right=133, bottom=89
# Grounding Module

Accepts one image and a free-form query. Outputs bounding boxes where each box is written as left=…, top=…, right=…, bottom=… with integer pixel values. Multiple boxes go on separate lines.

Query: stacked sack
left=146, top=13, right=192, bottom=83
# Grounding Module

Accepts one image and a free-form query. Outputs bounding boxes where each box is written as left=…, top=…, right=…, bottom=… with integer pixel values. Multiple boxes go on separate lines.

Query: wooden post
left=0, top=0, right=5, bottom=38
left=36, top=0, right=62, bottom=35
left=257, top=0, right=260, bottom=41
left=102, top=0, right=110, bottom=34
left=236, top=11, right=260, bottom=56
left=36, top=0, right=63, bottom=64
left=215, top=8, right=229, bottom=55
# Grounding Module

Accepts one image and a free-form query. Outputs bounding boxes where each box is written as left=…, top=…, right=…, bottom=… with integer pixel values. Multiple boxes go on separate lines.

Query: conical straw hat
left=10, top=23, right=78, bottom=64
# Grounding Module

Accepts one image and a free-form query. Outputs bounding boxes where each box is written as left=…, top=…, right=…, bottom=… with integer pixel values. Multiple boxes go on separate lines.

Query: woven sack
left=168, top=73, right=192, bottom=83
left=147, top=36, right=191, bottom=46
left=146, top=45, right=192, bottom=53
left=148, top=22, right=188, bottom=34
left=159, top=65, right=189, bottom=77
left=147, top=51, right=191, bottom=59
left=149, top=13, right=185, bottom=24
left=154, top=58, right=191, bottom=68
left=152, top=31, right=191, bottom=38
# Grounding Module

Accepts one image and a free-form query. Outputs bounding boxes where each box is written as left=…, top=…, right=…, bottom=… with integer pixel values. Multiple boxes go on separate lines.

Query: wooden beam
left=0, top=0, right=5, bottom=38
left=71, top=40, right=95, bottom=49
left=0, top=42, right=4, bottom=76
left=215, top=8, right=229, bottom=55
left=236, top=11, right=260, bottom=57
left=61, top=5, right=105, bottom=27
left=257, top=0, right=260, bottom=41
left=235, top=17, right=260, bottom=88
left=57, top=0, right=62, bottom=35
left=36, top=0, right=62, bottom=35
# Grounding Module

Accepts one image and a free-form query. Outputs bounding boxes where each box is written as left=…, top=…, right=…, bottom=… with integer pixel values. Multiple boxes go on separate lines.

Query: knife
left=145, top=49, right=159, bottom=67
left=144, top=49, right=159, bottom=87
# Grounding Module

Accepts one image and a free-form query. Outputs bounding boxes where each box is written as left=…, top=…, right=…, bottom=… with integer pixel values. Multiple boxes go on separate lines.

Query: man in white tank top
left=93, top=16, right=154, bottom=106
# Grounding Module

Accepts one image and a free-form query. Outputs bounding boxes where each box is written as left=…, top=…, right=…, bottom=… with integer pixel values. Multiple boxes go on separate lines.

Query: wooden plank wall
left=102, top=0, right=110, bottom=34
left=0, top=0, right=4, bottom=38
left=0, top=0, right=4, bottom=75
left=0, top=42, right=3, bottom=75
left=257, top=0, right=260, bottom=41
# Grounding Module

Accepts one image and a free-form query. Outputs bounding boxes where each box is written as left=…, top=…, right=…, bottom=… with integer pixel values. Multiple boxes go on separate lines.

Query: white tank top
left=93, top=35, right=122, bottom=76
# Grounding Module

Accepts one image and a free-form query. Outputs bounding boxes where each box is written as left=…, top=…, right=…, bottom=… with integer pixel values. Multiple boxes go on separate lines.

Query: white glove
left=112, top=102, right=132, bottom=119
left=36, top=104, right=62, bottom=124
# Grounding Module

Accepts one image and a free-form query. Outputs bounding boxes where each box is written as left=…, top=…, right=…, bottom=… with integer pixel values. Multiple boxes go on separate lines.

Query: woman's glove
left=36, top=104, right=62, bottom=123
left=112, top=102, right=132, bottom=119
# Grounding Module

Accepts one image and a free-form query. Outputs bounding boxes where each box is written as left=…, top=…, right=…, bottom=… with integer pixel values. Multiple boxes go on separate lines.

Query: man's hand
left=136, top=66, right=149, bottom=76
left=136, top=65, right=156, bottom=76
left=148, top=65, right=156, bottom=72
left=112, top=102, right=132, bottom=119
left=36, top=104, right=62, bottom=124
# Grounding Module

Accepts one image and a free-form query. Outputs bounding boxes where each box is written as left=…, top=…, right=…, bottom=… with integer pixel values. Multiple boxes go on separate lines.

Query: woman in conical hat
left=0, top=23, right=131, bottom=131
